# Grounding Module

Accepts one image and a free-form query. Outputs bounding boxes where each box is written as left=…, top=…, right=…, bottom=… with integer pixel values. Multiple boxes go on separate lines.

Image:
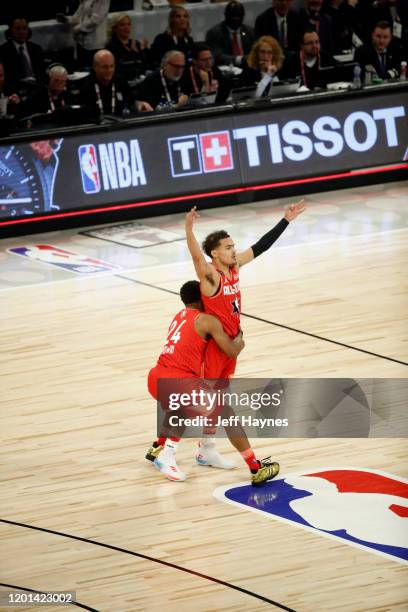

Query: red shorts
left=203, top=338, right=237, bottom=379
left=148, top=365, right=223, bottom=419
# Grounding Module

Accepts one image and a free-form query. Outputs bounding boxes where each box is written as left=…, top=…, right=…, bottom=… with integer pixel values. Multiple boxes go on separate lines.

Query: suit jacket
left=205, top=21, right=255, bottom=66
left=79, top=74, right=134, bottom=116
left=180, top=65, right=229, bottom=102
left=135, top=70, right=187, bottom=109
left=254, top=8, right=300, bottom=52
left=0, top=40, right=45, bottom=89
left=280, top=51, right=334, bottom=89
left=150, top=32, right=194, bottom=67
left=354, top=42, right=402, bottom=79
left=297, top=8, right=334, bottom=53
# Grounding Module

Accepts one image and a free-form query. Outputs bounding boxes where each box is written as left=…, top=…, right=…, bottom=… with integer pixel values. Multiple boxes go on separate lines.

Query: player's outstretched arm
left=237, top=199, right=306, bottom=267
left=185, top=206, right=218, bottom=287
left=197, top=314, right=245, bottom=359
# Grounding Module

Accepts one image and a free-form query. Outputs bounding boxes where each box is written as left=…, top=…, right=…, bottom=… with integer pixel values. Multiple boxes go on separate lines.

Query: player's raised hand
left=185, top=206, right=200, bottom=229
left=284, top=199, right=306, bottom=222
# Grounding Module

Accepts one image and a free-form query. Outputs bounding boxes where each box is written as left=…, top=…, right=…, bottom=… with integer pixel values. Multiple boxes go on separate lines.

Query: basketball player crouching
left=146, top=281, right=279, bottom=485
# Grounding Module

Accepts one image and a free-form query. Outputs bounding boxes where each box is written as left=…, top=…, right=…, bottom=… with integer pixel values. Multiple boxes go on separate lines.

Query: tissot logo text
left=79, top=139, right=146, bottom=194
left=168, top=106, right=405, bottom=177
left=234, top=106, right=405, bottom=165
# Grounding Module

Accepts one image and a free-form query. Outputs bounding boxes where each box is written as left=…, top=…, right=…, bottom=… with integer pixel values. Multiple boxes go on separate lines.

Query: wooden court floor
left=1, top=182, right=407, bottom=611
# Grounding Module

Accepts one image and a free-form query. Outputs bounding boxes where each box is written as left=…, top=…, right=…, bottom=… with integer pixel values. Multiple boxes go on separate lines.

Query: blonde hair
left=167, top=5, right=191, bottom=36
left=108, top=13, right=131, bottom=41
left=247, top=36, right=284, bottom=71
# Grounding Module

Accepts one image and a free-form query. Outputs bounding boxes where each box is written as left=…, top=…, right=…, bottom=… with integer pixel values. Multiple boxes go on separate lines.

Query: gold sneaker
left=145, top=443, right=163, bottom=462
left=251, top=457, right=280, bottom=487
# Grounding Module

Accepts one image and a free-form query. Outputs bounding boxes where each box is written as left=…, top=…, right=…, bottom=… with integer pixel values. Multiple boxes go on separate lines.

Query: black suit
left=255, top=8, right=300, bottom=52
left=79, top=74, right=134, bottom=116
left=0, top=40, right=45, bottom=89
left=297, top=8, right=334, bottom=53
left=354, top=42, right=402, bottom=79
left=180, top=65, right=229, bottom=102
left=205, top=21, right=255, bottom=66
left=135, top=70, right=187, bottom=109
left=150, top=32, right=194, bottom=67
left=280, top=51, right=335, bottom=89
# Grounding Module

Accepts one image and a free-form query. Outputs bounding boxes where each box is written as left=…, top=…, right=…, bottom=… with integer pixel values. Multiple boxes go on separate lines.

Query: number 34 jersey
left=157, top=307, right=206, bottom=376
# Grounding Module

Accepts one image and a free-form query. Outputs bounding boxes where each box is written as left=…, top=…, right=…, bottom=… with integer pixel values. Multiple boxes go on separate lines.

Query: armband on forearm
left=251, top=218, right=289, bottom=258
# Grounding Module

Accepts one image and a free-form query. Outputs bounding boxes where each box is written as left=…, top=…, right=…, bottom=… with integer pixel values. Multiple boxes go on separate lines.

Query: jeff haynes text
left=167, top=415, right=289, bottom=427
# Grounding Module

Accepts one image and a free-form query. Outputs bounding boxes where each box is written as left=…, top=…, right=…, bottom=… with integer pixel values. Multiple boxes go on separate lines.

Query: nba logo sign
left=199, top=131, right=233, bottom=173
left=78, top=144, right=101, bottom=194
left=214, top=468, right=408, bottom=564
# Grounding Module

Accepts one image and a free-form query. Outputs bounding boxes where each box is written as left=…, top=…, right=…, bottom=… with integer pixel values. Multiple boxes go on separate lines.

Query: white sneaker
left=154, top=451, right=186, bottom=482
left=196, top=442, right=235, bottom=470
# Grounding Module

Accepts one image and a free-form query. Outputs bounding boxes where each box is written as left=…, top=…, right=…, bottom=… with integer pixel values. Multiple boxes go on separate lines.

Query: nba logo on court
left=8, top=244, right=121, bottom=274
left=78, top=144, right=101, bottom=194
left=214, top=468, right=408, bottom=564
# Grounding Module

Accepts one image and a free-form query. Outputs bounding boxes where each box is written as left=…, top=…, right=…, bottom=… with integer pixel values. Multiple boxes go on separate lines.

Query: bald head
left=93, top=50, right=115, bottom=85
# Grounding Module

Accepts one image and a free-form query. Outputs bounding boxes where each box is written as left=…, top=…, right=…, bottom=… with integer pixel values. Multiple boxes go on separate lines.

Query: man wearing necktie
left=255, top=0, right=301, bottom=53
left=206, top=1, right=255, bottom=67
left=298, top=0, right=335, bottom=53
left=0, top=16, right=45, bottom=90
left=18, top=44, right=34, bottom=79
left=354, top=21, right=402, bottom=81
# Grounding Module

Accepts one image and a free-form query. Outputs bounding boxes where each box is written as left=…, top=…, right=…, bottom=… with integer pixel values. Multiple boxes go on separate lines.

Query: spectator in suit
left=255, top=0, right=301, bottom=53
left=135, top=50, right=189, bottom=110
left=297, top=0, right=335, bottom=52
left=323, top=0, right=359, bottom=51
left=79, top=49, right=152, bottom=115
left=181, top=43, right=229, bottom=102
left=107, top=13, right=151, bottom=80
left=281, top=29, right=335, bottom=88
left=150, top=5, right=194, bottom=67
left=21, top=64, right=70, bottom=117
left=354, top=20, right=402, bottom=78
left=205, top=1, right=256, bottom=67
left=0, top=61, right=21, bottom=115
left=0, top=16, right=45, bottom=90
left=56, top=0, right=110, bottom=69
left=240, top=36, right=285, bottom=96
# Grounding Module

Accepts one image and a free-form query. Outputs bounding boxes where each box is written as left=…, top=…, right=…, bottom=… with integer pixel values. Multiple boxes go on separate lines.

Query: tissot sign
left=0, top=89, right=407, bottom=220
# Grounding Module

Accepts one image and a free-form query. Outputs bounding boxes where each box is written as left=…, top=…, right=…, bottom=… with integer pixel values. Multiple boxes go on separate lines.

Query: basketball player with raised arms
left=185, top=201, right=305, bottom=379
left=184, top=201, right=305, bottom=473
left=146, top=280, right=280, bottom=485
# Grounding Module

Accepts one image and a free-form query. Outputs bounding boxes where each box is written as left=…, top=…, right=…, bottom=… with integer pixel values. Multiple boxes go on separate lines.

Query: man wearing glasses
left=136, top=50, right=189, bottom=111
left=281, top=29, right=335, bottom=89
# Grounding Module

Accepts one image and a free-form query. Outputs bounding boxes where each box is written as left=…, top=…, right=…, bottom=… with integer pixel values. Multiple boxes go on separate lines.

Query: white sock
left=164, top=439, right=178, bottom=452
left=200, top=436, right=215, bottom=449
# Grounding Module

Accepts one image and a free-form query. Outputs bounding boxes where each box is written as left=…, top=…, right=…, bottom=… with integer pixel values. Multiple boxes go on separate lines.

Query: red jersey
left=157, top=307, right=206, bottom=376
left=201, top=266, right=241, bottom=338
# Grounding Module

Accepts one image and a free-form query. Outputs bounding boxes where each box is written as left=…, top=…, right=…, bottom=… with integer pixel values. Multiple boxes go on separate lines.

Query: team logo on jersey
left=231, top=297, right=240, bottom=314
left=78, top=144, right=101, bottom=194
left=214, top=468, right=408, bottom=564
left=8, top=245, right=121, bottom=274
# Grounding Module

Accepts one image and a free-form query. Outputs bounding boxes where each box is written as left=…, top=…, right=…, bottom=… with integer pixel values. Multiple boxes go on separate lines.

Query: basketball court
left=1, top=181, right=407, bottom=611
